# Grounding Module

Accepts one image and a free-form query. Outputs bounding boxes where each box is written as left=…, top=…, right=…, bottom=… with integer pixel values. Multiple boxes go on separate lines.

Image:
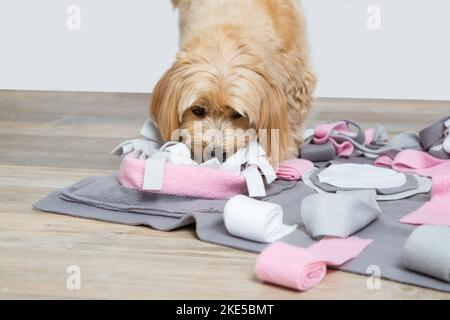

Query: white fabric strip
left=224, top=195, right=297, bottom=243
left=242, top=166, right=267, bottom=197
left=143, top=142, right=197, bottom=190
left=160, top=142, right=197, bottom=165
left=246, top=141, right=277, bottom=183
left=140, top=119, right=163, bottom=143
left=111, top=138, right=162, bottom=159
left=222, top=140, right=277, bottom=183
left=111, top=119, right=163, bottom=159
left=143, top=155, right=167, bottom=190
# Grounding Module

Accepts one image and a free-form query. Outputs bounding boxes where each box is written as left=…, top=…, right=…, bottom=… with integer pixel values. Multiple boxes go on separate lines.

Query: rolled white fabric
left=223, top=195, right=297, bottom=243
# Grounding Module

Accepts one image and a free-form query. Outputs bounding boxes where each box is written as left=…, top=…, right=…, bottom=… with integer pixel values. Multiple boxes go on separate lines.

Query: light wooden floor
left=1, top=90, right=450, bottom=300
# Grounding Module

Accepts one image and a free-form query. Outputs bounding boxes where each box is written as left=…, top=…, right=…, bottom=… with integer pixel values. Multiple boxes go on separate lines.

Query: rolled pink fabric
left=314, top=121, right=349, bottom=144
left=376, top=149, right=450, bottom=177
left=400, top=174, right=450, bottom=226
left=256, top=243, right=326, bottom=291
left=255, top=237, right=372, bottom=291
left=118, top=153, right=247, bottom=200
left=276, top=159, right=315, bottom=181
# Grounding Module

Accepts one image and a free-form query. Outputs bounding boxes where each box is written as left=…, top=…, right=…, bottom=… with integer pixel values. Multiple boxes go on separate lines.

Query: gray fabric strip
left=300, top=121, right=422, bottom=164
left=300, top=140, right=336, bottom=162
left=428, top=138, right=450, bottom=160
left=59, top=175, right=296, bottom=216
left=314, top=155, right=375, bottom=168
left=332, top=132, right=420, bottom=157
left=343, top=120, right=367, bottom=145
left=419, top=116, right=450, bottom=151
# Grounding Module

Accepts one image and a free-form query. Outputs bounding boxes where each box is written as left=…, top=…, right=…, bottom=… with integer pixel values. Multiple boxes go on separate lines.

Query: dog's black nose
left=210, top=149, right=216, bottom=158
left=222, top=152, right=227, bottom=161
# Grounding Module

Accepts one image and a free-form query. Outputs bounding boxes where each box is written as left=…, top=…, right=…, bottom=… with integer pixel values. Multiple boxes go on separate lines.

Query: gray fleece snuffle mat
left=34, top=118, right=450, bottom=293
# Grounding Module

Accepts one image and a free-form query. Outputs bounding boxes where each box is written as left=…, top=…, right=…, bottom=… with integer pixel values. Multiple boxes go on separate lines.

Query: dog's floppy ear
left=150, top=66, right=182, bottom=142
left=297, top=68, right=317, bottom=118
left=258, top=83, right=288, bottom=166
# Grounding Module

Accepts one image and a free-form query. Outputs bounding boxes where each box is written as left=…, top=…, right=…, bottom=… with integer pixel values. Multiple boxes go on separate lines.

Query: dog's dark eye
left=231, top=111, right=243, bottom=119
left=192, top=107, right=206, bottom=117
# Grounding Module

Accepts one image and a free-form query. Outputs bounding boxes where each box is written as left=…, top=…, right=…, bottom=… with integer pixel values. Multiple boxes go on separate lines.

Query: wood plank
left=0, top=134, right=121, bottom=169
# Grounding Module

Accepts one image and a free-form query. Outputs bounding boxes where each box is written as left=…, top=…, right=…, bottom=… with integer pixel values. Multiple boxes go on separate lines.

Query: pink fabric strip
left=400, top=174, right=450, bottom=226
left=118, top=153, right=247, bottom=200
left=329, top=138, right=354, bottom=157
left=374, top=154, right=393, bottom=167
left=314, top=121, right=349, bottom=144
left=255, top=237, right=372, bottom=291
left=375, top=149, right=450, bottom=177
left=307, top=237, right=373, bottom=265
left=364, top=128, right=376, bottom=145
left=276, top=159, right=315, bottom=181
left=312, top=121, right=353, bottom=157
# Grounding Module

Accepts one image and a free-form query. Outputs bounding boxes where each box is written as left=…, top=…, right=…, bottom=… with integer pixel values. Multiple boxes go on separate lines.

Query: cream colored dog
left=151, top=0, right=316, bottom=164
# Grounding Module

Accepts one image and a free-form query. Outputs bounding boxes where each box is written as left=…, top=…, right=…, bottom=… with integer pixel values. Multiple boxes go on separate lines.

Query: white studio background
left=0, top=0, right=449, bottom=101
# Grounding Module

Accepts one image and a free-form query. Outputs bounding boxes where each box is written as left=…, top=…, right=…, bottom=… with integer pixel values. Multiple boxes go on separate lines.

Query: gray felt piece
left=33, top=175, right=450, bottom=292
left=59, top=175, right=296, bottom=217
left=301, top=190, right=381, bottom=238
left=303, top=169, right=431, bottom=201
left=308, top=169, right=418, bottom=195
left=402, top=225, right=450, bottom=282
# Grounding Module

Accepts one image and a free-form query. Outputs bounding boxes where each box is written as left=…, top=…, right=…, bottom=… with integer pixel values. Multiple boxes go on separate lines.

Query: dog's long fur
left=151, top=0, right=316, bottom=163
